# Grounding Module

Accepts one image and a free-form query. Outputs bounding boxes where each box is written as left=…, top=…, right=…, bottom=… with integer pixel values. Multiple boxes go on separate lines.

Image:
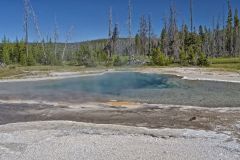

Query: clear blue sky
left=0, top=0, right=239, bottom=42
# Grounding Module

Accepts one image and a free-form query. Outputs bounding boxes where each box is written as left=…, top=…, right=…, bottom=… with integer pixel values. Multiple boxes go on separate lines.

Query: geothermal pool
left=0, top=72, right=240, bottom=107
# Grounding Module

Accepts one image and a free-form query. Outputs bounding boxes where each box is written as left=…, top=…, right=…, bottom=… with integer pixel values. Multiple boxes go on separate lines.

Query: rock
left=189, top=116, right=197, bottom=121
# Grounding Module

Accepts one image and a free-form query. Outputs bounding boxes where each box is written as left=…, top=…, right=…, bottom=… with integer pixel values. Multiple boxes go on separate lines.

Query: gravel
left=0, top=121, right=239, bottom=160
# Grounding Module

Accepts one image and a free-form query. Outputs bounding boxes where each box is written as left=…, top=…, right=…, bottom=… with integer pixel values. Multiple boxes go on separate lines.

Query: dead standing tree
left=221, top=5, right=226, bottom=56
left=24, top=0, right=47, bottom=63
left=168, top=3, right=180, bottom=59
left=190, top=0, right=193, bottom=33
left=24, top=0, right=30, bottom=58
left=62, top=26, right=74, bottom=62
left=148, top=14, right=153, bottom=56
left=112, top=23, right=119, bottom=55
left=53, top=16, right=59, bottom=60
left=108, top=7, right=113, bottom=58
left=29, top=2, right=47, bottom=63
left=128, top=0, right=133, bottom=63
left=139, top=15, right=148, bottom=56
left=160, top=16, right=169, bottom=56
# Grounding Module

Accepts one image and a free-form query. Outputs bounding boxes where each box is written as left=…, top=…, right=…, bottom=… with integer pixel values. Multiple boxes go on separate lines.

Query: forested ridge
left=0, top=0, right=239, bottom=67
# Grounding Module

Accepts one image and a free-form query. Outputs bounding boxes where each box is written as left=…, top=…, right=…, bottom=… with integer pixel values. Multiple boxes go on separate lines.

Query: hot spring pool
left=0, top=72, right=240, bottom=107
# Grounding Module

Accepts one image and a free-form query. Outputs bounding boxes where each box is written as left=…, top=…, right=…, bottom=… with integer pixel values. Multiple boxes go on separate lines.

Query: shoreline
left=0, top=67, right=239, bottom=83
left=138, top=67, right=240, bottom=83
left=0, top=70, right=108, bottom=83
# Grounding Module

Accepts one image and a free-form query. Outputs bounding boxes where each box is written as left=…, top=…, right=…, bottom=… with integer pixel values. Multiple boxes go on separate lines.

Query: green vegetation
left=209, top=57, right=240, bottom=64
left=0, top=67, right=24, bottom=78
left=208, top=57, right=240, bottom=71
left=151, top=48, right=171, bottom=66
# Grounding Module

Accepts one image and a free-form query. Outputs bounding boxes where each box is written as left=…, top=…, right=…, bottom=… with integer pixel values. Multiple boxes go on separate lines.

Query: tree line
left=0, top=0, right=239, bottom=67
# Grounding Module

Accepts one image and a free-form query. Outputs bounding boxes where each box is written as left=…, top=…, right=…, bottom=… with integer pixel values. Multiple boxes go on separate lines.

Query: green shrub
left=151, top=48, right=170, bottom=66
left=197, top=52, right=209, bottom=66
left=95, top=50, right=108, bottom=65
left=113, top=56, right=122, bottom=66
left=27, top=53, right=36, bottom=66
left=187, top=46, right=197, bottom=65
left=105, top=57, right=113, bottom=67
left=76, top=45, right=96, bottom=67
left=179, top=49, right=188, bottom=66
left=19, top=54, right=27, bottom=66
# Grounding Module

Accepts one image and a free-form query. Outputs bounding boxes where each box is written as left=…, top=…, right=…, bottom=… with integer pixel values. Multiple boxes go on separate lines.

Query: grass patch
left=0, top=65, right=109, bottom=79
left=0, top=68, right=25, bottom=78
left=19, top=65, right=111, bottom=72
left=209, top=57, right=240, bottom=64
left=1, top=57, right=240, bottom=79
left=208, top=57, right=240, bottom=71
left=209, top=63, right=240, bottom=71
left=18, top=65, right=85, bottom=72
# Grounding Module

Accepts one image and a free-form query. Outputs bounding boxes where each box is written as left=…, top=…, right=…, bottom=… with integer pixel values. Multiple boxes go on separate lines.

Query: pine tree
left=210, top=17, right=216, bottom=56
left=135, top=34, right=141, bottom=55
left=203, top=27, right=211, bottom=56
left=24, top=0, right=30, bottom=58
left=168, top=4, right=180, bottom=59
left=112, top=24, right=119, bottom=55
left=147, top=15, right=153, bottom=56
left=221, top=5, right=226, bottom=56
left=183, top=24, right=189, bottom=51
left=107, top=7, right=113, bottom=57
left=215, top=17, right=222, bottom=57
left=53, top=16, right=59, bottom=61
left=11, top=38, right=20, bottom=64
left=199, top=25, right=205, bottom=44
left=233, top=8, right=239, bottom=56
left=189, top=0, right=193, bottom=32
left=18, top=40, right=27, bottom=66
left=127, top=0, right=133, bottom=61
left=1, top=36, right=11, bottom=65
left=226, top=0, right=233, bottom=56
left=160, top=23, right=168, bottom=55
left=139, top=15, right=148, bottom=55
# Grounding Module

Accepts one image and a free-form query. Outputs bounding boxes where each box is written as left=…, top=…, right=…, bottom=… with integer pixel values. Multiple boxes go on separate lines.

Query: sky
left=0, top=0, right=240, bottom=42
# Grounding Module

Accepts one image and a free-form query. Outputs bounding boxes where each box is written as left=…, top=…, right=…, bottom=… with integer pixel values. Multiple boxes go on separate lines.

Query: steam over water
left=0, top=72, right=240, bottom=107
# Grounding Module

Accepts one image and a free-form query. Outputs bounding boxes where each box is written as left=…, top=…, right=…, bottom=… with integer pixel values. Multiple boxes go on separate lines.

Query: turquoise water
left=0, top=72, right=240, bottom=107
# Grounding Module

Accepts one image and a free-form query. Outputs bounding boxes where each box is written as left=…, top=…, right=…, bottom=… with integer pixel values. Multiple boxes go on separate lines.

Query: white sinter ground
left=0, top=121, right=239, bottom=160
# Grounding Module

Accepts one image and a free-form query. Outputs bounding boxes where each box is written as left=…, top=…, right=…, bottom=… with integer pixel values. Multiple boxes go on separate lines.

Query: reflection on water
left=0, top=72, right=240, bottom=107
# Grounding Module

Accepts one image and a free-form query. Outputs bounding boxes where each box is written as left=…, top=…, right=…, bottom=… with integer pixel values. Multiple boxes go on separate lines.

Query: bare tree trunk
left=54, top=16, right=59, bottom=60
left=108, top=7, right=113, bottom=58
left=29, top=0, right=47, bottom=63
left=221, top=4, right=226, bottom=56
left=139, top=16, right=148, bottom=56
left=128, top=0, right=132, bottom=63
left=148, top=15, right=152, bottom=56
left=24, top=0, right=29, bottom=58
left=162, top=16, right=168, bottom=56
left=168, top=3, right=180, bottom=59
left=190, top=0, right=193, bottom=33
left=62, top=26, right=74, bottom=61
left=109, top=7, right=113, bottom=39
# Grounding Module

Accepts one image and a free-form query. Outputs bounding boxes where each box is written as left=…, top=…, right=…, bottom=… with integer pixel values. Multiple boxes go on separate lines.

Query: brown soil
left=0, top=102, right=239, bottom=140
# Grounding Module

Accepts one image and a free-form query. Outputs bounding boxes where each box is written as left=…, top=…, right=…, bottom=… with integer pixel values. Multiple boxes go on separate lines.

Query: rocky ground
left=0, top=101, right=240, bottom=159
left=0, top=121, right=239, bottom=160
left=0, top=67, right=240, bottom=159
left=0, top=102, right=240, bottom=138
